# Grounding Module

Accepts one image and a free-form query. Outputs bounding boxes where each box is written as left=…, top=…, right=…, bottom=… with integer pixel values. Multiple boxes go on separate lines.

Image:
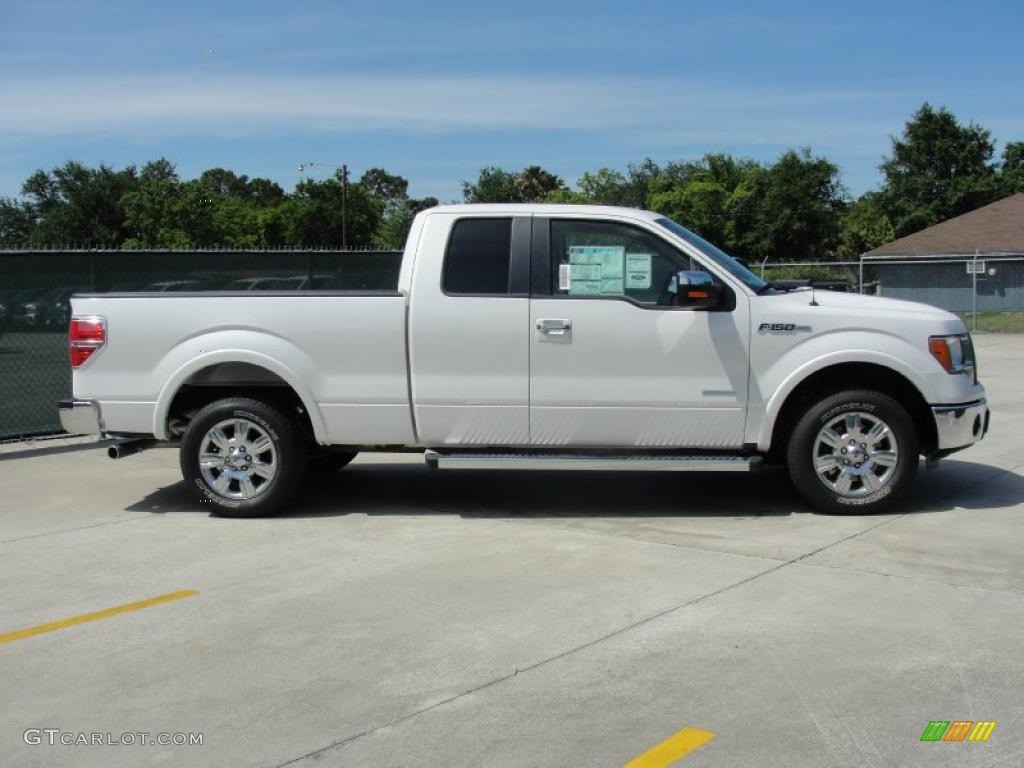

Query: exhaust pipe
left=107, top=439, right=156, bottom=459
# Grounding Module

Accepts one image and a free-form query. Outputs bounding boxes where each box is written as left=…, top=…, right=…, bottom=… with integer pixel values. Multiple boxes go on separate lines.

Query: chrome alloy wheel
left=198, top=418, right=277, bottom=500
left=813, top=411, right=899, bottom=497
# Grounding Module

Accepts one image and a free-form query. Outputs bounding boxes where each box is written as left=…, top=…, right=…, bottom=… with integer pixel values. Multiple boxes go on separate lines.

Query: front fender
left=152, top=333, right=327, bottom=443
left=752, top=331, right=937, bottom=451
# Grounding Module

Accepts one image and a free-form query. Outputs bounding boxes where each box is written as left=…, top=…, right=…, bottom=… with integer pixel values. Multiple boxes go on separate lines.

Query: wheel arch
left=765, top=361, right=936, bottom=462
left=154, top=352, right=327, bottom=444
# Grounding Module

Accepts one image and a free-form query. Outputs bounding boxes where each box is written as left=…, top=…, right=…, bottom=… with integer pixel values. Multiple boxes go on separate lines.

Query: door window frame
left=529, top=216, right=735, bottom=311
left=440, top=215, right=531, bottom=298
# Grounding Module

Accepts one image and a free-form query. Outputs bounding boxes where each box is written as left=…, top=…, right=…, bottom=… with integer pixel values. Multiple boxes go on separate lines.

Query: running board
left=424, top=451, right=762, bottom=473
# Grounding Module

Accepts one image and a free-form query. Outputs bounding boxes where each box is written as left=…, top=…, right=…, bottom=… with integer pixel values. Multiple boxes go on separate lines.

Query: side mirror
left=671, top=270, right=722, bottom=309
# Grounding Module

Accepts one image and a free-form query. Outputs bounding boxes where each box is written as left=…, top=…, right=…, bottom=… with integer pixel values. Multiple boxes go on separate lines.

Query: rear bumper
left=58, top=399, right=104, bottom=436
left=931, top=398, right=989, bottom=454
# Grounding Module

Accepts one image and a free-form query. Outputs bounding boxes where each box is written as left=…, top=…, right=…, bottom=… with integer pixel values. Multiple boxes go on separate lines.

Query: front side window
left=549, top=219, right=713, bottom=307
left=443, top=218, right=513, bottom=295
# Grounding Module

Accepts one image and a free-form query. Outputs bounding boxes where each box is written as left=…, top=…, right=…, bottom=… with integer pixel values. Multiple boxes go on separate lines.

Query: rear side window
left=442, top=218, right=513, bottom=295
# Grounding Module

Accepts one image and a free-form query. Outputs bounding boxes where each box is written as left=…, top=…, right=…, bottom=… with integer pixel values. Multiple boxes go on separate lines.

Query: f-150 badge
left=758, top=322, right=812, bottom=332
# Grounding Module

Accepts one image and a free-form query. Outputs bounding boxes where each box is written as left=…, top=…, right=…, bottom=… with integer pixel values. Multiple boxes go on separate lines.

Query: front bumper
left=931, top=398, right=989, bottom=454
left=58, top=399, right=104, bottom=436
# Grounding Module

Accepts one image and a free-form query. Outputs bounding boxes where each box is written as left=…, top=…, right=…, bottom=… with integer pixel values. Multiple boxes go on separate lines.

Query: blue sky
left=2, top=0, right=1022, bottom=202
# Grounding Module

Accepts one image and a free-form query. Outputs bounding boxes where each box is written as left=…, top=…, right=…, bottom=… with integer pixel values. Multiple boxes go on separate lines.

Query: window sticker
left=625, top=253, right=652, bottom=289
left=568, top=245, right=624, bottom=295
left=558, top=263, right=571, bottom=290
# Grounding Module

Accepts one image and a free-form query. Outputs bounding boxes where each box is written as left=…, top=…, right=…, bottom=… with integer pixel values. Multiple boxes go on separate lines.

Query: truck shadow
left=124, top=458, right=1024, bottom=519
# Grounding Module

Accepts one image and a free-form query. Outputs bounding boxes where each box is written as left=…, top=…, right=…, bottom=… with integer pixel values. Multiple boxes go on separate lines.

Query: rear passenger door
left=408, top=214, right=532, bottom=445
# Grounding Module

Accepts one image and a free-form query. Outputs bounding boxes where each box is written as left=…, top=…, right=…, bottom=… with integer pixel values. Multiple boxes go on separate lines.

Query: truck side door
left=408, top=213, right=532, bottom=445
left=528, top=216, right=750, bottom=448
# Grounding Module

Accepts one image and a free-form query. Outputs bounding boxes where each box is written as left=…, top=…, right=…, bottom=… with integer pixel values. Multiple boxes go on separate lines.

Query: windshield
left=654, top=217, right=769, bottom=293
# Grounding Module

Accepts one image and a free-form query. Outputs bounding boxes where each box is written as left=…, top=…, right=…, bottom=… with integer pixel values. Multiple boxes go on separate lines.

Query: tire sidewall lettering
left=836, top=485, right=891, bottom=505
left=820, top=402, right=876, bottom=425
left=232, top=409, right=279, bottom=442
left=193, top=477, right=241, bottom=509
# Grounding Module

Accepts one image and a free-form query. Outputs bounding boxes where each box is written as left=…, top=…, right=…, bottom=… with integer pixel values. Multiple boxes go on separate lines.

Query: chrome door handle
left=536, top=318, right=571, bottom=334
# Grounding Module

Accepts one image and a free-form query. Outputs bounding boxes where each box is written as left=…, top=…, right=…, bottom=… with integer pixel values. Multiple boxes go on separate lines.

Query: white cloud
left=0, top=73, right=920, bottom=153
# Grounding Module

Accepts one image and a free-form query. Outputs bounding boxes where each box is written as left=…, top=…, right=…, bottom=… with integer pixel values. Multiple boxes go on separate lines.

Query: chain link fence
left=0, top=248, right=401, bottom=439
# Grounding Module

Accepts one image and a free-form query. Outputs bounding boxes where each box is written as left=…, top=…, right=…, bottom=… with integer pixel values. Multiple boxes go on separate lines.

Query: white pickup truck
left=60, top=204, right=989, bottom=516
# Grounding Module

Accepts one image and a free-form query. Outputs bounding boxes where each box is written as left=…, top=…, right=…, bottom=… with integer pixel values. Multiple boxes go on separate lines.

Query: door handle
left=536, top=318, right=571, bottom=335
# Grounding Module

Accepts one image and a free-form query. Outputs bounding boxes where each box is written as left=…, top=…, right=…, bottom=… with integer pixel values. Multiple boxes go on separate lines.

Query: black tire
left=180, top=397, right=307, bottom=517
left=308, top=450, right=358, bottom=476
left=787, top=389, right=918, bottom=514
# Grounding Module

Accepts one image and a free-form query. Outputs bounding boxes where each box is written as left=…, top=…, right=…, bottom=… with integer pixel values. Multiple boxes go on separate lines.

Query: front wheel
left=180, top=397, right=307, bottom=517
left=787, top=389, right=918, bottom=514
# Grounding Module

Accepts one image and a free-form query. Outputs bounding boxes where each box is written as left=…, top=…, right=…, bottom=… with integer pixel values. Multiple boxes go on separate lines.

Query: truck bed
left=69, top=291, right=416, bottom=445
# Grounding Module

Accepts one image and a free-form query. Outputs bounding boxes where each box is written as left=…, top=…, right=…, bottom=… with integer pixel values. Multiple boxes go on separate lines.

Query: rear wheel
left=180, top=397, right=306, bottom=517
left=787, top=389, right=918, bottom=514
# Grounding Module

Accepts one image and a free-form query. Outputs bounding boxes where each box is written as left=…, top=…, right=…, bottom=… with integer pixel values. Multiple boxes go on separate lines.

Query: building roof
left=865, top=193, right=1024, bottom=258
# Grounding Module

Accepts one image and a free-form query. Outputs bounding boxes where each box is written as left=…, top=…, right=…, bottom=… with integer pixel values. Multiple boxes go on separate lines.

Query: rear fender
left=153, top=343, right=326, bottom=443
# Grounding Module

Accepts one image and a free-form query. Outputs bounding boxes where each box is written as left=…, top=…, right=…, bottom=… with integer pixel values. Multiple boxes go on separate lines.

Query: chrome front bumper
left=58, top=399, right=104, bottom=436
left=932, top=399, right=989, bottom=453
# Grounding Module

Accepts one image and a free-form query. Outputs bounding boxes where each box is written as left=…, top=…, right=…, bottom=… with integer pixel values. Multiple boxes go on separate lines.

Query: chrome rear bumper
left=58, top=399, right=103, bottom=436
left=932, top=399, right=989, bottom=453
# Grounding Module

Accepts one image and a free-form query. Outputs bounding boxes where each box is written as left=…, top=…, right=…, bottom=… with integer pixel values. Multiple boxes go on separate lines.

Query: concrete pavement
left=1, top=334, right=1022, bottom=767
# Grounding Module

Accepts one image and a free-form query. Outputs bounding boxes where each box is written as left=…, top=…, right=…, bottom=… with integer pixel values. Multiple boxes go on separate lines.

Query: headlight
left=929, top=334, right=976, bottom=379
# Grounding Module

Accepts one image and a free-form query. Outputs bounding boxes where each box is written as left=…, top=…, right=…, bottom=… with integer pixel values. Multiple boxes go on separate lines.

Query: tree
left=359, top=168, right=409, bottom=206
left=19, top=161, right=140, bottom=246
left=358, top=168, right=437, bottom=249
left=275, top=177, right=381, bottom=247
left=196, top=168, right=284, bottom=207
left=879, top=103, right=1000, bottom=235
left=1001, top=141, right=1024, bottom=194
left=0, top=198, right=35, bottom=245
left=462, top=166, right=565, bottom=203
left=646, top=150, right=846, bottom=261
left=647, top=154, right=756, bottom=247
left=577, top=168, right=631, bottom=205
left=838, top=192, right=895, bottom=258
left=373, top=196, right=439, bottom=249
left=550, top=159, right=663, bottom=207
left=462, top=167, right=520, bottom=202
left=121, top=159, right=200, bottom=248
left=515, top=166, right=565, bottom=201
left=754, top=149, right=847, bottom=260
left=121, top=175, right=193, bottom=248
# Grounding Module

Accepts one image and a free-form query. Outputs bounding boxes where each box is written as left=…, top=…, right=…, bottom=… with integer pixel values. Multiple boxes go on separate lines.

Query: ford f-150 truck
left=59, top=204, right=989, bottom=516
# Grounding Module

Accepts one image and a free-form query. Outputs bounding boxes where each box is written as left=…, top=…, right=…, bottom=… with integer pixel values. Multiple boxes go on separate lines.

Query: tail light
left=69, top=315, right=106, bottom=368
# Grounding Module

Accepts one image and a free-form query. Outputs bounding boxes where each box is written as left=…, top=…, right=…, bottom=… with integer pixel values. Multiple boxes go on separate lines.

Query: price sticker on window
left=625, top=253, right=652, bottom=289
left=568, top=246, right=625, bottom=295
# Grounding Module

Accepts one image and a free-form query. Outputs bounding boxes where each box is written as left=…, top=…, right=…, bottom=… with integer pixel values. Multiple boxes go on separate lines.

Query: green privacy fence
left=0, top=248, right=402, bottom=439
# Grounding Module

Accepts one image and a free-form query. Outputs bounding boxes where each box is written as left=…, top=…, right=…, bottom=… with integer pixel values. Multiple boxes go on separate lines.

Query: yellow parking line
left=624, top=726, right=716, bottom=768
left=0, top=590, right=199, bottom=645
